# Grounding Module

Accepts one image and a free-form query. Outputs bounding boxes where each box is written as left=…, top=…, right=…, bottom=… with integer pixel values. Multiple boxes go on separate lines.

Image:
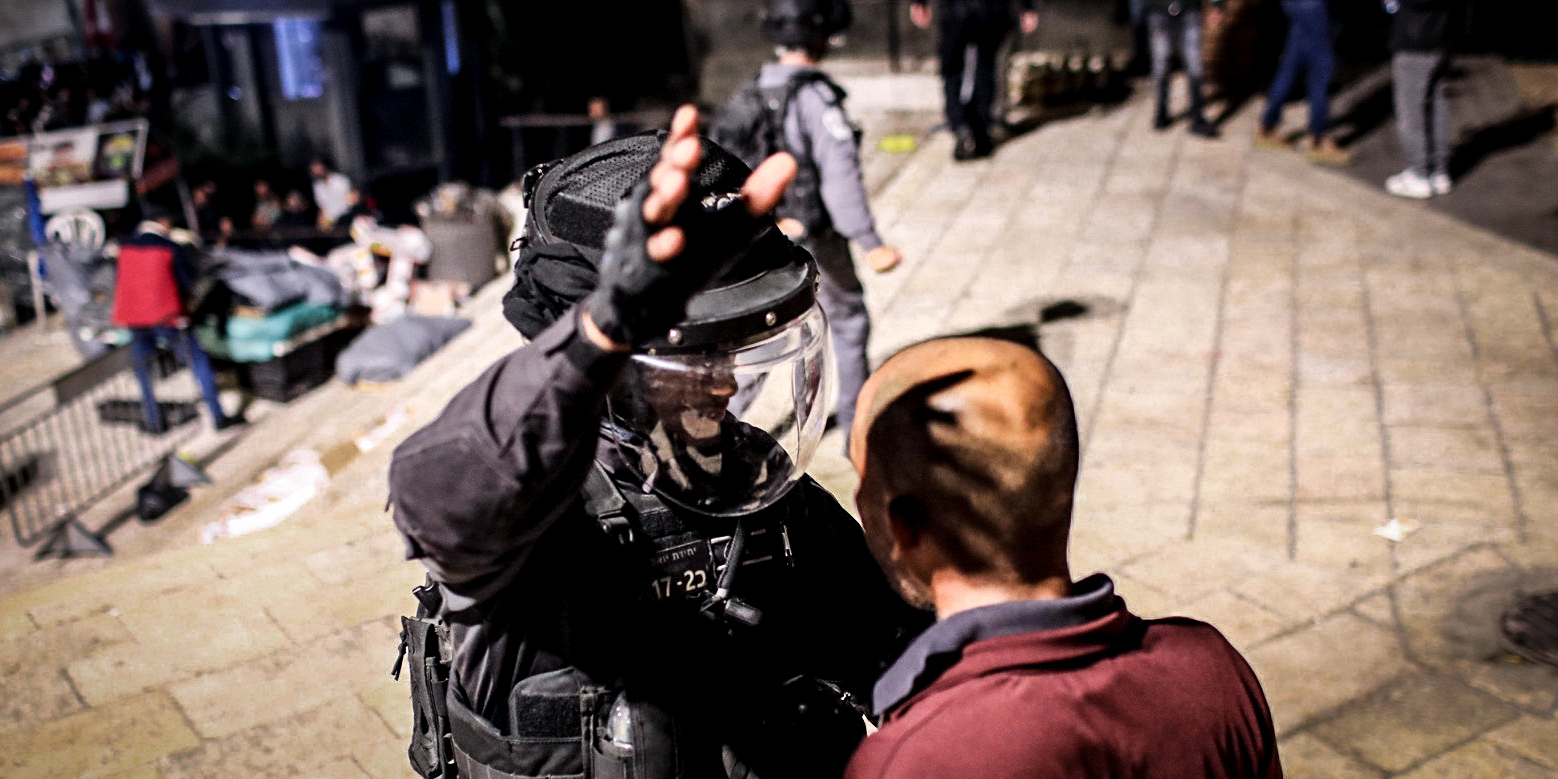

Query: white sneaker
left=1386, top=170, right=1433, bottom=199
left=1430, top=172, right=1452, bottom=195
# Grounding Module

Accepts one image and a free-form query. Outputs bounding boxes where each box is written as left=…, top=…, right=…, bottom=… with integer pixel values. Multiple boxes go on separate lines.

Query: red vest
left=111, top=243, right=185, bottom=328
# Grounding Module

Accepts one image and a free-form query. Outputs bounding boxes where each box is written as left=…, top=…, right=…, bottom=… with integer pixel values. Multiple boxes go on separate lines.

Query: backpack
left=710, top=71, right=847, bottom=237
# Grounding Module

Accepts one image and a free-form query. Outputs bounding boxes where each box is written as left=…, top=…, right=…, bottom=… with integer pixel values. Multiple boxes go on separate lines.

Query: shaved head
left=851, top=337, right=1078, bottom=601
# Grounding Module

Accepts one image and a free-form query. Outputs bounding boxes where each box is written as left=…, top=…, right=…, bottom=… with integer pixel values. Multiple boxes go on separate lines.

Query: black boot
left=953, top=127, right=984, bottom=161
left=1187, top=77, right=1218, bottom=138
left=1152, top=78, right=1171, bottom=130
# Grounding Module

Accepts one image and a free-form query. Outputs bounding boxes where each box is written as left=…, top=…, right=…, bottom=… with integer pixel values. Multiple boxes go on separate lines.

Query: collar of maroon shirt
left=884, top=606, right=1143, bottom=723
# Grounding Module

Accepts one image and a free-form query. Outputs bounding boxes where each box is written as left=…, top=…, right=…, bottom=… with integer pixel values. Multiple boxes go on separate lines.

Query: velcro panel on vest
left=513, top=694, right=580, bottom=740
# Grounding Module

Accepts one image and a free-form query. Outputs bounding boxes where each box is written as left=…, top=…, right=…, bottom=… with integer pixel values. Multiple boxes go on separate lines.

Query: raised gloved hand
left=581, top=106, right=797, bottom=350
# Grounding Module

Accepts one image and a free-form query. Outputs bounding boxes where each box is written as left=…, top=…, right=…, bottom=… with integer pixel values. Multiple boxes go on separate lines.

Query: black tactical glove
left=584, top=178, right=768, bottom=347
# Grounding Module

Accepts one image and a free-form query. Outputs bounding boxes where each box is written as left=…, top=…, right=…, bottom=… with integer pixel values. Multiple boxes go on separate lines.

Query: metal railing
left=0, top=346, right=202, bottom=558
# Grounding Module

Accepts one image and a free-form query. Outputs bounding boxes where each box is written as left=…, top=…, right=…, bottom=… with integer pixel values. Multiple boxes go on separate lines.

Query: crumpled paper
left=201, top=449, right=329, bottom=543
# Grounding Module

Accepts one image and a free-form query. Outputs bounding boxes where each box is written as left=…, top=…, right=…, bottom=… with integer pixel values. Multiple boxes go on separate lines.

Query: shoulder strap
left=774, top=71, right=833, bottom=167
left=584, top=460, right=636, bottom=545
left=789, top=70, right=846, bottom=106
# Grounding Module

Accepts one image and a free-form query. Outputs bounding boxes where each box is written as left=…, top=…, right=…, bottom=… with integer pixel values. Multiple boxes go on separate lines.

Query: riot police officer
left=389, top=108, right=928, bottom=779
left=741, top=0, right=903, bottom=447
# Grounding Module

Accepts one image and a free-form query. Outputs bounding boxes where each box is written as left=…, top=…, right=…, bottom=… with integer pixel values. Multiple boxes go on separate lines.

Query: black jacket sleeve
left=792, top=480, right=934, bottom=711
left=389, top=308, right=628, bottom=611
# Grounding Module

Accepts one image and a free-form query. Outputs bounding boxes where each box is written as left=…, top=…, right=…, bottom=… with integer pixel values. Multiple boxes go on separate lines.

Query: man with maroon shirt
left=844, top=336, right=1281, bottom=779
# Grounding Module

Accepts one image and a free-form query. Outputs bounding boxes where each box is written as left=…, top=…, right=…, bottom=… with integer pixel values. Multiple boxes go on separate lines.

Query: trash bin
left=418, top=184, right=509, bottom=290
left=423, top=218, right=498, bottom=289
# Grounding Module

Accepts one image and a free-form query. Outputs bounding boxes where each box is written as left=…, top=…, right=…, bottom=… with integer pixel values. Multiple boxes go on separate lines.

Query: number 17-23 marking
left=651, top=568, right=709, bottom=599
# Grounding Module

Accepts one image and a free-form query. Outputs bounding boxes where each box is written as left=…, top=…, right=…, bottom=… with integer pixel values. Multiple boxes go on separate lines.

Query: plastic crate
left=240, top=326, right=358, bottom=402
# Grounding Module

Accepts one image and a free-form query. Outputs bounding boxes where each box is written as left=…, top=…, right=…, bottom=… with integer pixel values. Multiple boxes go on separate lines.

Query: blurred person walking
left=110, top=208, right=243, bottom=433
left=275, top=191, right=315, bottom=230
left=250, top=179, right=281, bottom=231
left=1384, top=0, right=1460, bottom=198
left=1145, top=0, right=1225, bottom=137
left=910, top=0, right=1040, bottom=160
left=1256, top=0, right=1351, bottom=166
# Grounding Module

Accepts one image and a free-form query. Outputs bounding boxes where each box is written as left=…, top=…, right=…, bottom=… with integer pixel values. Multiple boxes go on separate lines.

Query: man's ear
left=885, top=495, right=926, bottom=561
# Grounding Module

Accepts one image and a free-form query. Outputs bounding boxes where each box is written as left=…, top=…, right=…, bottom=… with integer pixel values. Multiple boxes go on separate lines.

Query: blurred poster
left=30, top=127, right=98, bottom=187
left=8, top=120, right=149, bottom=213
left=0, top=139, right=26, bottom=187
left=93, top=125, right=144, bottom=180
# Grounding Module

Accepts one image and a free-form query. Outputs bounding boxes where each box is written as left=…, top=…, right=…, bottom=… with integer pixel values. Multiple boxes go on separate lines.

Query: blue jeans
left=129, top=326, right=228, bottom=429
left=1148, top=10, right=1206, bottom=121
left=1260, top=0, right=1334, bottom=138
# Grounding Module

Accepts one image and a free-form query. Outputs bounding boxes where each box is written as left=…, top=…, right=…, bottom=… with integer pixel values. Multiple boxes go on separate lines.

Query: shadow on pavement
left=1450, top=102, right=1558, bottom=179
left=1331, top=71, right=1396, bottom=148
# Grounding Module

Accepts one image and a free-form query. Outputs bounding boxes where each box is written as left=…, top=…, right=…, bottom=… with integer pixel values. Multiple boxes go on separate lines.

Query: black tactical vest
left=396, top=466, right=871, bottom=779
left=712, top=71, right=850, bottom=238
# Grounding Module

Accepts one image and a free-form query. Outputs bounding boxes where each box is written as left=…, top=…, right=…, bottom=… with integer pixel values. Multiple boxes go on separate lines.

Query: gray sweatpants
left=1392, top=51, right=1452, bottom=177
left=804, top=229, right=870, bottom=441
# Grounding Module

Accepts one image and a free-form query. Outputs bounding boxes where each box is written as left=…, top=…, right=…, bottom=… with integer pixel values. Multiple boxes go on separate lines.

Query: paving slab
left=1310, top=674, right=1521, bottom=774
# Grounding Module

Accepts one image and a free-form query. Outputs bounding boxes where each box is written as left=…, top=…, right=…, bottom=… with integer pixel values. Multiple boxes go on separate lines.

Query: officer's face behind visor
left=608, top=304, right=831, bottom=517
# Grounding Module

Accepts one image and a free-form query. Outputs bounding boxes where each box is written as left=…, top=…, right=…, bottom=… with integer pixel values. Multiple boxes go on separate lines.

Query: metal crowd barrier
left=0, top=346, right=202, bottom=558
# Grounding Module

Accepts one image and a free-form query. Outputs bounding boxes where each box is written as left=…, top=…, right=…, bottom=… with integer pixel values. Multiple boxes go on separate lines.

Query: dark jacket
left=758, top=63, right=883, bottom=250
left=846, top=580, right=1281, bottom=779
left=390, top=309, right=929, bottom=779
left=1390, top=0, right=1460, bottom=52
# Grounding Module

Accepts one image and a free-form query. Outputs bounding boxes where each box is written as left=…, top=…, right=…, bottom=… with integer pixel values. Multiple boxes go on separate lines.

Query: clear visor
left=606, top=304, right=832, bottom=516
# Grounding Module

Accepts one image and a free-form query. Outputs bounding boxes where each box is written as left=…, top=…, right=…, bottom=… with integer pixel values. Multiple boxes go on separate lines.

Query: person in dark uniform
left=752, top=0, right=903, bottom=445
left=1143, top=0, right=1225, bottom=136
left=388, top=108, right=928, bottom=779
left=910, top=0, right=1039, bottom=160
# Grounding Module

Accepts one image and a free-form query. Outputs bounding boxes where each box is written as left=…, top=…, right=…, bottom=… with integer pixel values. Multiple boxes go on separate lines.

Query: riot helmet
left=761, top=0, right=853, bottom=48
left=505, top=133, right=832, bottom=517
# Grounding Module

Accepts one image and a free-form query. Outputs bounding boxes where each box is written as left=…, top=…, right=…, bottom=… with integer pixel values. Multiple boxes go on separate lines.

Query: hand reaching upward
left=583, top=105, right=799, bottom=351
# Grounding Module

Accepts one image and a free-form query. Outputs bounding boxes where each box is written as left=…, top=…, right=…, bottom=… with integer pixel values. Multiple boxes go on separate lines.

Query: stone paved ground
left=2, top=82, right=1558, bottom=778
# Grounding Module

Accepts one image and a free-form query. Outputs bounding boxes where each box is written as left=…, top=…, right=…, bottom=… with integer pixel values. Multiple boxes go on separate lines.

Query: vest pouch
left=448, top=667, right=592, bottom=779
left=400, top=615, right=453, bottom=778
left=727, top=677, right=865, bottom=779
left=588, top=692, right=681, bottom=779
